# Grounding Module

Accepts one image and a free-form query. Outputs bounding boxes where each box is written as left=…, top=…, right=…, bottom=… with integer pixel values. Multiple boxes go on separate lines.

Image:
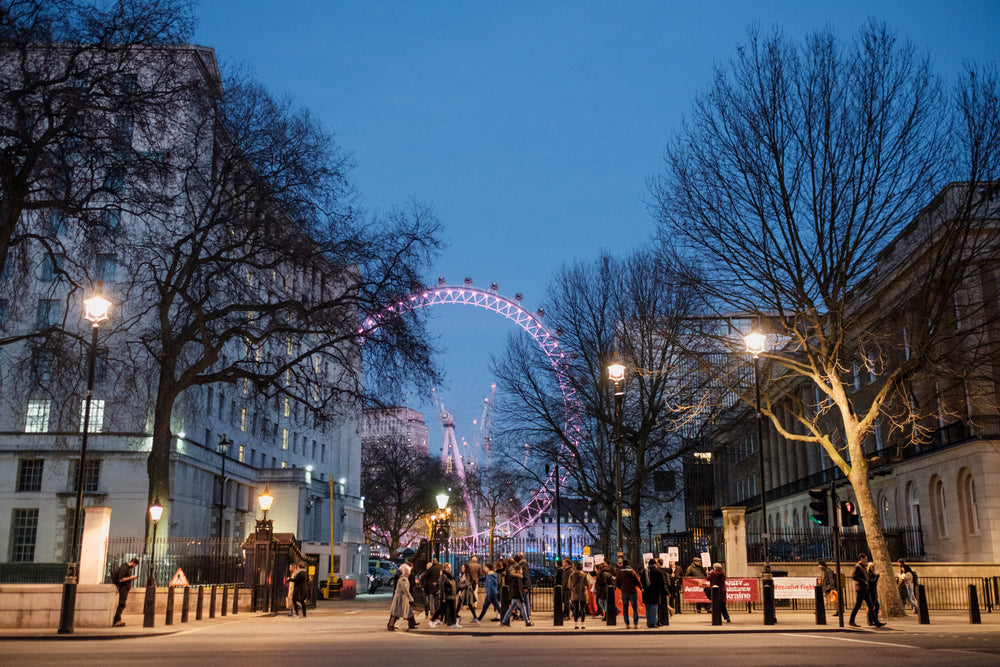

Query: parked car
left=368, top=559, right=399, bottom=576
left=528, top=566, right=555, bottom=587
left=369, top=566, right=394, bottom=585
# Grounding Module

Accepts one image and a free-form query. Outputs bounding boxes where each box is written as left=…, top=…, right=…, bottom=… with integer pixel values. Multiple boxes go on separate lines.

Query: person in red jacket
left=614, top=559, right=643, bottom=628
left=704, top=562, right=731, bottom=622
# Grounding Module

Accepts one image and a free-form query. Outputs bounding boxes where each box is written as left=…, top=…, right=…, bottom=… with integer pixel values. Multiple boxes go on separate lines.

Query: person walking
left=457, top=564, right=478, bottom=623
left=388, top=563, right=419, bottom=631
left=568, top=561, right=589, bottom=629
left=517, top=554, right=534, bottom=622
left=685, top=557, right=708, bottom=613
left=614, top=558, right=643, bottom=629
left=867, top=562, right=885, bottom=627
left=705, top=562, right=731, bottom=623
left=817, top=559, right=838, bottom=613
left=897, top=560, right=919, bottom=612
left=465, top=556, right=482, bottom=619
left=849, top=554, right=883, bottom=627
left=110, top=557, right=139, bottom=627
left=476, top=563, right=502, bottom=622
left=560, top=558, right=574, bottom=620
left=500, top=560, right=533, bottom=627
left=642, top=558, right=666, bottom=627
left=291, top=562, right=308, bottom=618
left=421, top=560, right=442, bottom=622
left=430, top=563, right=460, bottom=628
left=594, top=562, right=611, bottom=621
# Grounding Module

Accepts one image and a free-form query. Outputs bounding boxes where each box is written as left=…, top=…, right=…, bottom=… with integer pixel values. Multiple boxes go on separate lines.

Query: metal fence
left=105, top=536, right=245, bottom=586
left=0, top=562, right=67, bottom=584
left=836, top=576, right=999, bottom=613
left=748, top=526, right=924, bottom=563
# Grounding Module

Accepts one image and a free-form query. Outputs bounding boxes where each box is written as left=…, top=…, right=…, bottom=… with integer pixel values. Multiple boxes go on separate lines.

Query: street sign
left=169, top=568, right=189, bottom=587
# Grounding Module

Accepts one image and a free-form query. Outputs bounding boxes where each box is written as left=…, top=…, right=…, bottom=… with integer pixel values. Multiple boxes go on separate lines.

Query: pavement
left=1, top=592, right=998, bottom=640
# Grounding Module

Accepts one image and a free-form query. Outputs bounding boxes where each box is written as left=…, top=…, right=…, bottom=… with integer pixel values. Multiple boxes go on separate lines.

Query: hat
left=693, top=556, right=701, bottom=562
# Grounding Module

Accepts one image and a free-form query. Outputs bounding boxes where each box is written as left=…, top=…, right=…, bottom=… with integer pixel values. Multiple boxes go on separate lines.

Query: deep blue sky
left=194, top=1, right=1000, bottom=458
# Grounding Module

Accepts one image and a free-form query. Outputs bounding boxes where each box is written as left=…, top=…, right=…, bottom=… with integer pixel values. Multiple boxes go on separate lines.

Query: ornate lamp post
left=142, top=496, right=163, bottom=627
left=216, top=434, right=232, bottom=538
left=746, top=330, right=776, bottom=625
left=433, top=492, right=450, bottom=562
left=607, top=362, right=626, bottom=560
left=256, top=486, right=276, bottom=611
left=58, top=285, right=112, bottom=635
left=545, top=462, right=562, bottom=565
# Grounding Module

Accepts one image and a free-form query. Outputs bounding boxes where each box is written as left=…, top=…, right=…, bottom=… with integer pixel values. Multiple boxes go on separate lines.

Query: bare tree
left=361, top=435, right=452, bottom=558
left=492, top=250, right=714, bottom=561
left=466, top=460, right=523, bottom=561
left=0, top=0, right=195, bottom=321
left=652, top=22, right=999, bottom=616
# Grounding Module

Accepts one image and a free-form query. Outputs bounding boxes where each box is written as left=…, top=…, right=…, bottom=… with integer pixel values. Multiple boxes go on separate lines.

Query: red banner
left=683, top=577, right=759, bottom=603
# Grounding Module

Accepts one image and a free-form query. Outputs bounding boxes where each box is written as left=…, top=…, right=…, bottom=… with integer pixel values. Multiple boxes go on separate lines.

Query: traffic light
left=808, top=488, right=829, bottom=526
left=840, top=500, right=860, bottom=527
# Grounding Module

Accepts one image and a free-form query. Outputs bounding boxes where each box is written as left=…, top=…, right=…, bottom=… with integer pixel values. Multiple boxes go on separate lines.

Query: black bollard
left=181, top=587, right=190, bottom=623
left=221, top=584, right=228, bottom=617
left=233, top=584, right=239, bottom=614
left=166, top=586, right=174, bottom=625
left=762, top=578, right=777, bottom=625
left=209, top=584, right=217, bottom=619
left=196, top=585, right=205, bottom=621
left=917, top=584, right=930, bottom=624
left=500, top=585, right=510, bottom=622
left=814, top=585, right=826, bottom=625
left=142, top=583, right=156, bottom=628
left=553, top=585, right=563, bottom=626
left=969, top=584, right=982, bottom=624
left=711, top=586, right=722, bottom=626
left=606, top=585, right=617, bottom=626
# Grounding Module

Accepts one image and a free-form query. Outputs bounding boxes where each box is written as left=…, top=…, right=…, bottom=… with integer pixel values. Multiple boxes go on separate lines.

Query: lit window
left=281, top=461, right=287, bottom=469
left=16, top=459, right=43, bottom=492
left=240, top=408, right=247, bottom=432
left=282, top=428, right=289, bottom=450
left=25, top=399, right=51, bottom=432
left=284, top=397, right=290, bottom=418
left=243, top=378, right=250, bottom=396
left=239, top=444, right=245, bottom=463
left=79, top=399, right=105, bottom=432
left=284, top=369, right=291, bottom=386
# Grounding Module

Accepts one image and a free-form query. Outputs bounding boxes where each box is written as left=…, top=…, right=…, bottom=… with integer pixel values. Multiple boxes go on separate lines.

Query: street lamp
left=216, top=434, right=232, bottom=538
left=256, top=486, right=275, bottom=611
left=259, top=485, right=274, bottom=524
left=607, top=362, right=626, bottom=560
left=58, top=285, right=112, bottom=635
left=665, top=511, right=673, bottom=533
left=545, top=462, right=562, bottom=565
left=433, top=492, right=450, bottom=562
left=745, top=330, right=776, bottom=625
left=142, top=496, right=163, bottom=627
left=647, top=520, right=653, bottom=552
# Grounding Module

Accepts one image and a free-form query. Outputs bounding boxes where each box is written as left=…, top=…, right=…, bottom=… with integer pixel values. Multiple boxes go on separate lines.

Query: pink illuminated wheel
left=360, top=282, right=580, bottom=542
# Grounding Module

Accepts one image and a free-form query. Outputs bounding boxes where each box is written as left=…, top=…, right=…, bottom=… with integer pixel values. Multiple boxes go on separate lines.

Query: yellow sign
left=169, top=568, right=189, bottom=587
left=583, top=546, right=591, bottom=556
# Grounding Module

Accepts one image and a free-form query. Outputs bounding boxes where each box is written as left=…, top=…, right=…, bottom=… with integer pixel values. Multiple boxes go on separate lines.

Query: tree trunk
left=847, top=440, right=905, bottom=618
left=147, top=370, right=177, bottom=538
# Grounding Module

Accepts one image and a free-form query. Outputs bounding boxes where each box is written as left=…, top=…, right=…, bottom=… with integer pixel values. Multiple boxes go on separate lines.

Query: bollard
left=222, top=584, right=228, bottom=617
left=209, top=584, right=217, bottom=619
left=196, top=585, right=205, bottom=621
left=814, top=585, right=826, bottom=626
left=142, top=583, right=156, bottom=628
left=500, top=585, right=510, bottom=622
left=762, top=577, right=776, bottom=625
left=917, top=584, right=930, bottom=624
left=553, top=585, right=563, bottom=626
left=606, top=585, right=617, bottom=626
left=233, top=584, right=239, bottom=615
left=969, top=584, right=981, bottom=624
left=166, top=586, right=175, bottom=625
left=181, top=586, right=190, bottom=623
left=711, top=586, right=722, bottom=626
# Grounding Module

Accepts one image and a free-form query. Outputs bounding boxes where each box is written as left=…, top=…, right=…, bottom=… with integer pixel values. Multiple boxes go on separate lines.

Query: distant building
left=362, top=407, right=429, bottom=455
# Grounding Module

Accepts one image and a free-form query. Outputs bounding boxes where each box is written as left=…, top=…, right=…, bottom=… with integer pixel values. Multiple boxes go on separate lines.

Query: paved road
left=2, top=596, right=998, bottom=666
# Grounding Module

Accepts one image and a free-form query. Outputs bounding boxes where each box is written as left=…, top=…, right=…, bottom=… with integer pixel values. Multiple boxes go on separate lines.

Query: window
left=99, top=208, right=121, bottom=233
left=907, top=482, right=921, bottom=530
left=96, top=253, right=117, bottom=282
left=284, top=398, right=290, bottom=418
left=102, top=167, right=125, bottom=194
left=958, top=470, right=980, bottom=535
left=47, top=210, right=69, bottom=236
left=79, top=399, right=105, bottom=432
left=206, top=387, right=213, bottom=414
left=115, top=115, right=134, bottom=146
left=70, top=459, right=101, bottom=493
left=40, top=254, right=64, bottom=282
left=25, top=399, right=51, bottom=432
left=240, top=407, right=247, bottom=432
left=119, top=74, right=138, bottom=94
left=36, top=299, right=61, bottom=328
left=9, top=509, right=39, bottom=562
left=16, top=459, right=43, bottom=492
left=239, top=444, right=245, bottom=463
left=0, top=298, right=7, bottom=325
left=931, top=476, right=949, bottom=538
left=32, top=348, right=54, bottom=383
left=282, top=428, right=289, bottom=450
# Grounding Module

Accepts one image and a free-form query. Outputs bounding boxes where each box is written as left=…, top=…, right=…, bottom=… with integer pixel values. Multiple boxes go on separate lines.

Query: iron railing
left=748, top=526, right=924, bottom=563
left=105, top=536, right=245, bottom=586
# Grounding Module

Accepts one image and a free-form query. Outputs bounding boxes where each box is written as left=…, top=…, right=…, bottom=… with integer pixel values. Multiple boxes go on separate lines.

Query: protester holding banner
left=685, top=557, right=709, bottom=613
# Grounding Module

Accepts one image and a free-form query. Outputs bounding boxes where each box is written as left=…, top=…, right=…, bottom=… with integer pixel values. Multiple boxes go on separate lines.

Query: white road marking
left=788, top=633, right=919, bottom=649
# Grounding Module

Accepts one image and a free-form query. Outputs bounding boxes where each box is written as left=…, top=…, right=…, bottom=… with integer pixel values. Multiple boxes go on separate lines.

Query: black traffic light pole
left=831, top=480, right=844, bottom=627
